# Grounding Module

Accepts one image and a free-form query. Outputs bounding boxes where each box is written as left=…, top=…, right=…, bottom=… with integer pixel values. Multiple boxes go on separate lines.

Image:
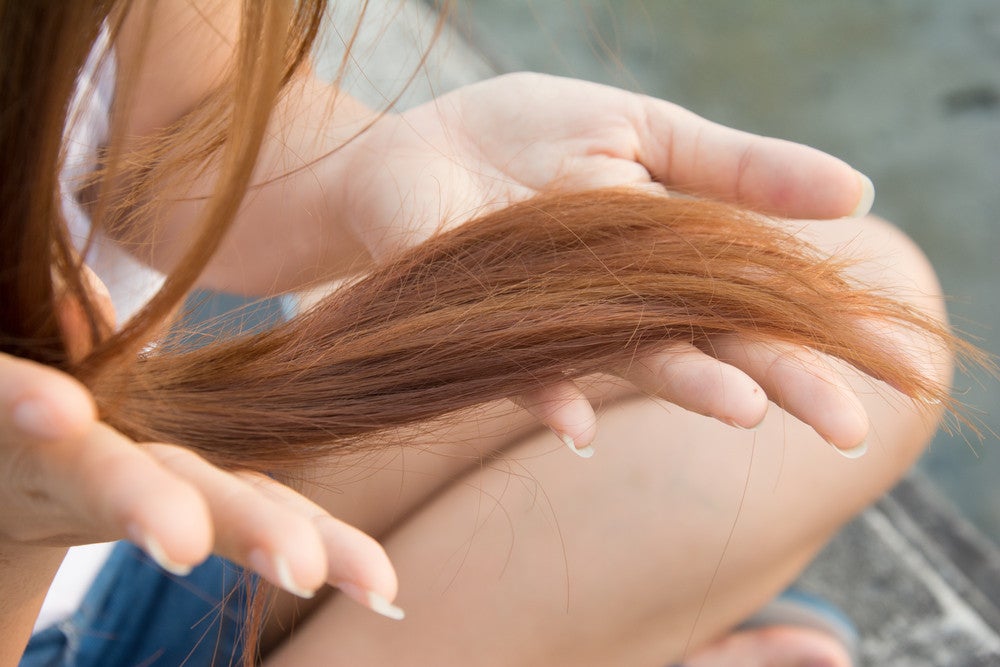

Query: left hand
left=332, top=72, right=875, bottom=455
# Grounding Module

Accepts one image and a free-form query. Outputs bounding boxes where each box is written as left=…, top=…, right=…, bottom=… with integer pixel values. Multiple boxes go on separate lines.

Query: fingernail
left=248, top=549, right=316, bottom=599
left=828, top=437, right=868, bottom=460
left=337, top=581, right=406, bottom=620
left=11, top=399, right=65, bottom=440
left=722, top=417, right=762, bottom=431
left=559, top=432, right=594, bottom=459
left=850, top=171, right=875, bottom=217
left=128, top=524, right=193, bottom=577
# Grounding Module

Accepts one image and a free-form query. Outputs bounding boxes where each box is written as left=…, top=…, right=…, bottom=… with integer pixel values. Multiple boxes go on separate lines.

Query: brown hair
left=0, top=1, right=983, bottom=664
left=0, top=0, right=326, bottom=372
left=98, top=187, right=970, bottom=472
left=2, top=2, right=967, bottom=465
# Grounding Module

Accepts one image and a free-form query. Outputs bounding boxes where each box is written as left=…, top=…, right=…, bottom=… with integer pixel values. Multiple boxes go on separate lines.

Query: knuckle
left=145, top=442, right=207, bottom=469
left=733, top=143, right=758, bottom=203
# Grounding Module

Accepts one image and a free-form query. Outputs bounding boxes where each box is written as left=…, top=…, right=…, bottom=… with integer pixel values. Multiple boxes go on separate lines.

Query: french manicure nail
left=248, top=549, right=316, bottom=599
left=559, top=432, right=594, bottom=459
left=722, top=417, right=762, bottom=431
left=338, top=581, right=406, bottom=620
left=829, top=438, right=868, bottom=460
left=850, top=171, right=875, bottom=217
left=128, top=524, right=193, bottom=577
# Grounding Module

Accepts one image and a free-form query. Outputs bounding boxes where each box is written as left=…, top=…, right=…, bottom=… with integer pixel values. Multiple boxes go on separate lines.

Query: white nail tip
left=338, top=582, right=406, bottom=620
left=851, top=172, right=875, bottom=218
left=367, top=591, right=407, bottom=620
left=138, top=531, right=192, bottom=577
left=836, top=439, right=869, bottom=460
left=723, top=417, right=762, bottom=431
left=272, top=553, right=316, bottom=599
left=560, top=432, right=594, bottom=458
left=248, top=549, right=316, bottom=599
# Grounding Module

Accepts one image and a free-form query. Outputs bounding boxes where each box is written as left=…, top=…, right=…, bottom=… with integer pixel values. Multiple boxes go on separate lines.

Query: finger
left=620, top=343, right=768, bottom=430
left=0, top=352, right=97, bottom=441
left=22, top=422, right=214, bottom=568
left=637, top=97, right=874, bottom=220
left=551, top=155, right=662, bottom=192
left=0, top=355, right=213, bottom=565
left=146, top=446, right=329, bottom=599
left=515, top=380, right=598, bottom=458
left=704, top=337, right=870, bottom=456
left=244, top=474, right=403, bottom=619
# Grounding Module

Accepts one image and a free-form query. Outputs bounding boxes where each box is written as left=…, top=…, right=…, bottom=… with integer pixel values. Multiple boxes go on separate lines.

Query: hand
left=0, top=351, right=401, bottom=616
left=335, top=73, right=875, bottom=455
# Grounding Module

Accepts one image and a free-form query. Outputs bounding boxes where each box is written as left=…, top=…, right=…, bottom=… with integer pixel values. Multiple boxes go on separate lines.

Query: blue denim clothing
left=21, top=542, right=249, bottom=667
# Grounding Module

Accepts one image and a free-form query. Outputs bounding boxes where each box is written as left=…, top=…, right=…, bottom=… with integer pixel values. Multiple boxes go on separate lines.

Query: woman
left=1, top=1, right=949, bottom=665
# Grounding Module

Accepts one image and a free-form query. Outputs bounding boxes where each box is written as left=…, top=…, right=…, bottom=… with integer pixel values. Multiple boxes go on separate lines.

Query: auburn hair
left=98, top=187, right=969, bottom=472
left=1, top=3, right=971, bottom=465
left=0, top=1, right=984, bottom=665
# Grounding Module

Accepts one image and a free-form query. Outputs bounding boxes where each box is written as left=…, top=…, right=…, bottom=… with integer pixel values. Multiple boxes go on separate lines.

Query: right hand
left=1, top=272, right=402, bottom=617
left=336, top=73, right=875, bottom=456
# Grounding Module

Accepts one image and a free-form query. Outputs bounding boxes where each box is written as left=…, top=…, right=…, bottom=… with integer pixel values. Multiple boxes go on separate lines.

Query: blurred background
left=443, top=0, right=1000, bottom=542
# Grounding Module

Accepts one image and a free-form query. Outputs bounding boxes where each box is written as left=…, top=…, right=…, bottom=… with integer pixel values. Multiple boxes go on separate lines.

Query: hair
left=99, top=187, right=968, bottom=472
left=1, top=0, right=329, bottom=372
left=0, top=1, right=984, bottom=665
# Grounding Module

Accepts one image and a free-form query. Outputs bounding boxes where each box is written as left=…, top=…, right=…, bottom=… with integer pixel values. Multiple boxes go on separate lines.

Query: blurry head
left=0, top=0, right=328, bottom=375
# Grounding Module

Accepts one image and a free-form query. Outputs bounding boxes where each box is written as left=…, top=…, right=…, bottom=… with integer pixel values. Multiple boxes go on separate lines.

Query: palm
left=346, top=73, right=661, bottom=258
left=345, top=72, right=867, bottom=260
left=339, top=72, right=876, bottom=454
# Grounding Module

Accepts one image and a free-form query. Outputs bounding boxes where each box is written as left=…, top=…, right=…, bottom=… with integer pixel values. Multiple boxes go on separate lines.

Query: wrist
left=0, top=544, right=66, bottom=665
left=320, top=108, right=404, bottom=265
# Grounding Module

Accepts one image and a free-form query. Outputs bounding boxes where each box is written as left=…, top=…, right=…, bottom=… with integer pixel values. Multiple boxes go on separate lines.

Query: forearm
left=0, top=545, right=65, bottom=666
left=114, top=0, right=380, bottom=295
left=141, top=76, right=380, bottom=295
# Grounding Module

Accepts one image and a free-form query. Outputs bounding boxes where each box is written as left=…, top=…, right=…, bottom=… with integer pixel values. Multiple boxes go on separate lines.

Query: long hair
left=1, top=2, right=326, bottom=664
left=0, top=1, right=983, bottom=665
left=0, top=0, right=324, bottom=372
left=0, top=1, right=973, bottom=469
left=103, top=187, right=968, bottom=471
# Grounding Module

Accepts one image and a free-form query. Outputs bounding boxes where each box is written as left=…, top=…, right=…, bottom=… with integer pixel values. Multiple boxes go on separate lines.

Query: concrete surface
left=803, top=476, right=1000, bottom=665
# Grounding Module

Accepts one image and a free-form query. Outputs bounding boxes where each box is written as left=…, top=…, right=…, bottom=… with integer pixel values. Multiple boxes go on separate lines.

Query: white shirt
left=36, top=28, right=166, bottom=635
left=61, top=30, right=166, bottom=322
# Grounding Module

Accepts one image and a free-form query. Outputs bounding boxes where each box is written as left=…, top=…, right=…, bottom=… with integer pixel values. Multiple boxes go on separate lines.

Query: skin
left=261, top=214, right=948, bottom=666
left=0, top=2, right=926, bottom=665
